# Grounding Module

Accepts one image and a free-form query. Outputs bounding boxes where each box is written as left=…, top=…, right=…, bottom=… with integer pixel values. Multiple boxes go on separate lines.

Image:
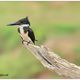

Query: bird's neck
left=18, top=24, right=29, bottom=34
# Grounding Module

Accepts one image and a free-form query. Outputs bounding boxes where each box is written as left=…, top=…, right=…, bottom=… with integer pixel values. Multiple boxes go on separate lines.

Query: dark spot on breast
left=23, top=27, right=28, bottom=33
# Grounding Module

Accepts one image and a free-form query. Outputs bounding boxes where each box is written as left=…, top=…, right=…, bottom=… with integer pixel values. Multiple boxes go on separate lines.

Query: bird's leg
left=22, top=40, right=25, bottom=44
left=20, top=36, right=24, bottom=44
left=20, top=37, right=29, bottom=45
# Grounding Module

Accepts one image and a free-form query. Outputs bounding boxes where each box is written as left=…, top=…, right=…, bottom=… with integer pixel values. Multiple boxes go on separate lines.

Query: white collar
left=19, top=24, right=29, bottom=28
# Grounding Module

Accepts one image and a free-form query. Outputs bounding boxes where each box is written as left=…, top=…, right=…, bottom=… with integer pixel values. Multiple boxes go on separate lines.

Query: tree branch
left=23, top=42, right=80, bottom=78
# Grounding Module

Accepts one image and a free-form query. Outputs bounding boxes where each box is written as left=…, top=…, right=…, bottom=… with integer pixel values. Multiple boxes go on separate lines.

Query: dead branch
left=23, top=42, right=80, bottom=79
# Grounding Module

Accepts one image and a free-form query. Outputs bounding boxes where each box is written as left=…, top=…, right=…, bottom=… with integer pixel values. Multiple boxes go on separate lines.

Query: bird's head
left=7, top=16, right=30, bottom=27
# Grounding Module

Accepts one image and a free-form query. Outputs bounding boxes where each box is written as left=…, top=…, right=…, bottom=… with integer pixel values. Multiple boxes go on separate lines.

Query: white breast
left=18, top=25, right=33, bottom=43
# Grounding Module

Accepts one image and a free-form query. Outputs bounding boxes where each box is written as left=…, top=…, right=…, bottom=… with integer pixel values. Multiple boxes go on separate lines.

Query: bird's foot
left=27, top=41, right=31, bottom=45
left=22, top=40, right=28, bottom=44
left=22, top=40, right=31, bottom=45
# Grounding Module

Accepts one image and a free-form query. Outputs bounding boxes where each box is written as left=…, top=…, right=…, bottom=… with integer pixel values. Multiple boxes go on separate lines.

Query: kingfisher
left=8, top=17, right=36, bottom=45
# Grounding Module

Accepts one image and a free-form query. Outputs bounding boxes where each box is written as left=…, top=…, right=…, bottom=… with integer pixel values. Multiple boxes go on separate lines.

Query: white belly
left=19, top=26, right=33, bottom=44
left=20, top=32, right=33, bottom=44
left=20, top=32, right=30, bottom=41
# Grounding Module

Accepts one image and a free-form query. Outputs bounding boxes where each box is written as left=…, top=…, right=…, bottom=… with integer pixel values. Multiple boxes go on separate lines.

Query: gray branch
left=23, top=42, right=80, bottom=78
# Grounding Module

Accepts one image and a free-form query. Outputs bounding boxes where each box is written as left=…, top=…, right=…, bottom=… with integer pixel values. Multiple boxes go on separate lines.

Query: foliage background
left=0, top=1, right=80, bottom=78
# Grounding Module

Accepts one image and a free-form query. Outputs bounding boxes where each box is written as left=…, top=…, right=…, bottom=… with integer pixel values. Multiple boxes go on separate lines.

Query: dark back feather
left=28, top=28, right=35, bottom=44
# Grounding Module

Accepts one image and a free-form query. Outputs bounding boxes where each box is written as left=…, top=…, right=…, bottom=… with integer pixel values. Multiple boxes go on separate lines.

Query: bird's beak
left=7, top=21, right=20, bottom=26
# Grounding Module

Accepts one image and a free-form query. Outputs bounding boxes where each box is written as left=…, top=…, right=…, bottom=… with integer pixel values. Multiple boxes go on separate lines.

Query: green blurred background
left=0, top=1, right=80, bottom=79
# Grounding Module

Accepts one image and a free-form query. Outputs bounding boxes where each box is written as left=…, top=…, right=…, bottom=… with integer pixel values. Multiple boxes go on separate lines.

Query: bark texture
left=23, top=42, right=80, bottom=78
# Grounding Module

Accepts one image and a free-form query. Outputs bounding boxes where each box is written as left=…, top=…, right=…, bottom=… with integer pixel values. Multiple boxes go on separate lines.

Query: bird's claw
left=22, top=40, right=31, bottom=45
left=27, top=41, right=31, bottom=45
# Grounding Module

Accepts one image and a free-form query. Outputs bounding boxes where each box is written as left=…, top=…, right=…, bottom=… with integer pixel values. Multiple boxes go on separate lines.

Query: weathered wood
left=23, top=41, right=80, bottom=78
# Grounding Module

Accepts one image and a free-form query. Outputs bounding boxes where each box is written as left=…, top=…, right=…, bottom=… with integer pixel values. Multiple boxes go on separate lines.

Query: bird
left=8, top=17, right=36, bottom=45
